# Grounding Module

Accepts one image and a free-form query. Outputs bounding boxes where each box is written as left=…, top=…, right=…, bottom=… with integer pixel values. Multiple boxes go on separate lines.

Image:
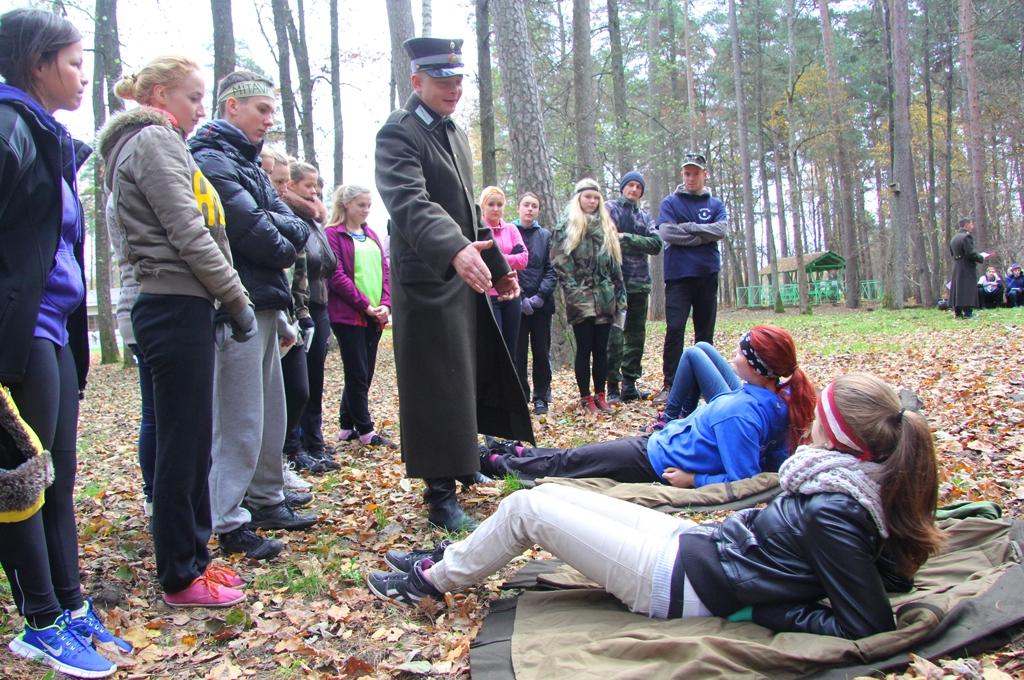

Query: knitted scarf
left=778, top=445, right=888, bottom=538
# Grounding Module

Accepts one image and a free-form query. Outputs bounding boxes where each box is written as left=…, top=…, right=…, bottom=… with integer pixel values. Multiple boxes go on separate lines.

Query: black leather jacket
left=677, top=492, right=913, bottom=639
left=189, top=120, right=309, bottom=312
left=0, top=87, right=91, bottom=390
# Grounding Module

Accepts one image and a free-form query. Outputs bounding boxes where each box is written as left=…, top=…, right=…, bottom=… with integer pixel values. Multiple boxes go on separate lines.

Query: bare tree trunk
left=785, top=0, right=808, bottom=311
left=476, top=0, right=497, bottom=188
left=606, top=0, right=629, bottom=176
left=92, top=0, right=120, bottom=364
left=330, top=0, right=343, bottom=184
left=385, top=0, right=415, bottom=110
left=891, top=0, right=933, bottom=306
left=818, top=0, right=860, bottom=307
left=921, top=0, right=942, bottom=298
left=646, top=0, right=666, bottom=320
left=682, top=0, right=698, bottom=150
left=285, top=0, right=316, bottom=165
left=942, top=3, right=955, bottom=256
left=959, top=0, right=988, bottom=249
left=572, top=0, right=598, bottom=179
left=491, top=0, right=571, bottom=365
left=270, top=0, right=298, bottom=156
left=727, top=0, right=758, bottom=290
left=210, top=0, right=235, bottom=113
left=754, top=0, right=781, bottom=312
left=772, top=132, right=789, bottom=260
left=422, top=0, right=432, bottom=35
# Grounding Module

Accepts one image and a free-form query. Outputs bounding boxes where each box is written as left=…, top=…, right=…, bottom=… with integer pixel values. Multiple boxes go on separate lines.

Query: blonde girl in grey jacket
left=99, top=55, right=254, bottom=608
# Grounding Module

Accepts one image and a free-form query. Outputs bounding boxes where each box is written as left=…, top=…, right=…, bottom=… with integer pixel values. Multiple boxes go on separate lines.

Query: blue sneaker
left=68, top=598, right=133, bottom=653
left=8, top=611, right=116, bottom=678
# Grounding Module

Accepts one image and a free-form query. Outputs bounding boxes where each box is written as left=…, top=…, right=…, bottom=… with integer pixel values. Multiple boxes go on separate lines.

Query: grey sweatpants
left=209, top=309, right=287, bottom=534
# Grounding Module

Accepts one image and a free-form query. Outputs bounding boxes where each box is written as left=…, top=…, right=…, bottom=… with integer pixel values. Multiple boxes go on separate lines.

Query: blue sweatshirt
left=657, top=187, right=727, bottom=280
left=646, top=383, right=788, bottom=487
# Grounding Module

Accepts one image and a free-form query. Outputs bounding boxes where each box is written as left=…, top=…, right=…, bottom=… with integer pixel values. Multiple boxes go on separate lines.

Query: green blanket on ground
left=471, top=517, right=1024, bottom=680
left=531, top=472, right=781, bottom=514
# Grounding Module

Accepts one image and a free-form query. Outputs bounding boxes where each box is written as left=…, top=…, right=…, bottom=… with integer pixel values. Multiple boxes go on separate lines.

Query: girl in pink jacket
left=480, top=186, right=528, bottom=359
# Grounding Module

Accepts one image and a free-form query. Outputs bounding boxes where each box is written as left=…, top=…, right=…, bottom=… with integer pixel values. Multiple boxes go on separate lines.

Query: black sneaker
left=284, top=490, right=313, bottom=508
left=533, top=399, right=548, bottom=415
left=367, top=558, right=441, bottom=606
left=247, top=501, right=317, bottom=530
left=307, top=449, right=340, bottom=471
left=219, top=526, right=283, bottom=560
left=288, top=450, right=329, bottom=474
left=385, top=540, right=452, bottom=573
left=606, top=382, right=621, bottom=404
left=360, top=433, right=398, bottom=449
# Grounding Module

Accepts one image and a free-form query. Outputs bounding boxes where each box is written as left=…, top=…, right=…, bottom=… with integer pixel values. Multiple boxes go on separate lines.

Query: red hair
left=748, top=325, right=816, bottom=451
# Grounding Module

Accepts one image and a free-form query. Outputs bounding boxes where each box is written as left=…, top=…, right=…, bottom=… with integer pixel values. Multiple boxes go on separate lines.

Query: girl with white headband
left=369, top=373, right=945, bottom=641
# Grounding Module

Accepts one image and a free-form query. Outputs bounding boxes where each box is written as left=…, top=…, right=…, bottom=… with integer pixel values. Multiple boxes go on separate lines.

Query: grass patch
left=251, top=565, right=328, bottom=598
left=77, top=480, right=106, bottom=500
left=374, top=505, right=388, bottom=531
left=501, top=472, right=523, bottom=494
left=332, top=557, right=363, bottom=586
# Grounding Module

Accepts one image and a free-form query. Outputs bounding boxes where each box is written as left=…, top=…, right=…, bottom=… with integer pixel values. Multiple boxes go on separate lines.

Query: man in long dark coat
left=375, top=38, right=533, bottom=530
left=949, top=218, right=985, bottom=319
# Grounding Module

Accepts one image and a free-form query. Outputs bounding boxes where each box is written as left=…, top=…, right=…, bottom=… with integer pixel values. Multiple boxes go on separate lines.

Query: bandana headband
left=739, top=331, right=776, bottom=378
left=217, top=80, right=275, bottom=105
left=816, top=382, right=875, bottom=461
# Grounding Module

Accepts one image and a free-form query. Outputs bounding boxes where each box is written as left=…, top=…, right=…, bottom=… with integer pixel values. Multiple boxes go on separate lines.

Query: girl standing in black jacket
left=1, top=9, right=126, bottom=677
left=369, top=373, right=945, bottom=640
left=513, top=193, right=556, bottom=415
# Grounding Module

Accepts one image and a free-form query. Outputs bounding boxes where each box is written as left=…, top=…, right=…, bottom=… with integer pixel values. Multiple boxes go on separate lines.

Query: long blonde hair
left=328, top=184, right=371, bottom=225
left=562, top=178, right=621, bottom=264
left=113, top=55, right=199, bottom=105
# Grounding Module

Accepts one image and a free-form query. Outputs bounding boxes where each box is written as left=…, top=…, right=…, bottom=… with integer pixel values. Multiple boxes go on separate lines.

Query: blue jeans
left=664, top=342, right=740, bottom=420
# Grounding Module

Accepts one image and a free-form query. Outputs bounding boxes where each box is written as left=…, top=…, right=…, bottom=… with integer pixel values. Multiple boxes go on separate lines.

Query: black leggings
left=572, top=319, right=612, bottom=396
left=486, top=436, right=658, bottom=483
left=0, top=339, right=82, bottom=627
left=281, top=339, right=310, bottom=455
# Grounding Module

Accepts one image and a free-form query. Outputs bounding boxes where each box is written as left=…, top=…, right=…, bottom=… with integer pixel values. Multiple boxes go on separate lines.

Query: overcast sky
left=9, top=0, right=478, bottom=229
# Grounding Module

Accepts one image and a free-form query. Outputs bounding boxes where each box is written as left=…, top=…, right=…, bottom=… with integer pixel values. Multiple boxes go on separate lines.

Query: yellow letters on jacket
left=193, top=169, right=225, bottom=228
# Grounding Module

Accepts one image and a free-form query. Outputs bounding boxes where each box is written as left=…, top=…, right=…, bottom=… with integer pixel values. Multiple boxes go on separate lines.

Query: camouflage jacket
left=551, top=213, right=626, bottom=325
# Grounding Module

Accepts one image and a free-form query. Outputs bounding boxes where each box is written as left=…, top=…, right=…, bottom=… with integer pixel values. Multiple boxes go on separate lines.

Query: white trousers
left=428, top=484, right=697, bottom=616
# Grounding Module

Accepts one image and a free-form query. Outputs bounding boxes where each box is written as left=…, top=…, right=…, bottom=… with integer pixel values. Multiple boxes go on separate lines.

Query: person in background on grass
left=977, top=266, right=1004, bottom=309
left=371, top=373, right=945, bottom=642
left=101, top=55, right=258, bottom=609
left=654, top=153, right=727, bottom=404
left=550, top=178, right=626, bottom=415
left=375, top=37, right=532, bottom=531
left=282, top=161, right=338, bottom=476
left=1005, top=264, right=1024, bottom=308
left=479, top=325, right=814, bottom=486
left=948, top=218, right=985, bottom=319
left=1, top=9, right=129, bottom=677
left=514, top=192, right=557, bottom=415
left=324, top=185, right=396, bottom=449
left=605, top=171, right=661, bottom=404
left=479, top=185, right=529, bottom=359
left=190, top=70, right=316, bottom=561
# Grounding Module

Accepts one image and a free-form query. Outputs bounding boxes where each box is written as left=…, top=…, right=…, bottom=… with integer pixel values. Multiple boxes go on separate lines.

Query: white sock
left=69, top=603, right=88, bottom=619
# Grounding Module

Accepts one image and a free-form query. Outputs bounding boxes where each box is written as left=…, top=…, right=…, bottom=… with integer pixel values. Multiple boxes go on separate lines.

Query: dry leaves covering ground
left=2, top=306, right=1023, bottom=679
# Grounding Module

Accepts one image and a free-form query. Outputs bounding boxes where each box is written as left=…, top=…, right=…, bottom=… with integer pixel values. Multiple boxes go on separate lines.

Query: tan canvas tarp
left=533, top=472, right=781, bottom=513
left=506, top=517, right=1023, bottom=680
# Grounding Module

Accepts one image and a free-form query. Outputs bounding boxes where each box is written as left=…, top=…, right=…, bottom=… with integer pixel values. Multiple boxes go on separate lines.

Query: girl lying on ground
left=480, top=325, right=815, bottom=488
left=369, top=373, right=945, bottom=639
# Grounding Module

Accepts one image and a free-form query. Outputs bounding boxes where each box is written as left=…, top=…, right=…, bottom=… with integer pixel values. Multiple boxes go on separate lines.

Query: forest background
left=14, top=0, right=1024, bottom=364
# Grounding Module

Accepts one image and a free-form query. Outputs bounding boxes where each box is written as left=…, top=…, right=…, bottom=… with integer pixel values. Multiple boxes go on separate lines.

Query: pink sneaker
left=206, top=564, right=245, bottom=588
left=163, top=571, right=245, bottom=608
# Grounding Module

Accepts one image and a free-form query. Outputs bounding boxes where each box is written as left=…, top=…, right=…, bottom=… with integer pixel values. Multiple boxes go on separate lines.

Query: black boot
left=620, top=380, right=651, bottom=402
left=424, top=478, right=479, bottom=531
left=606, top=381, right=621, bottom=404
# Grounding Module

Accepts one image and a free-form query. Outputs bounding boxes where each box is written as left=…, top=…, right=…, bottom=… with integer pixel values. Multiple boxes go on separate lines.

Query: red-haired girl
left=479, top=326, right=815, bottom=487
